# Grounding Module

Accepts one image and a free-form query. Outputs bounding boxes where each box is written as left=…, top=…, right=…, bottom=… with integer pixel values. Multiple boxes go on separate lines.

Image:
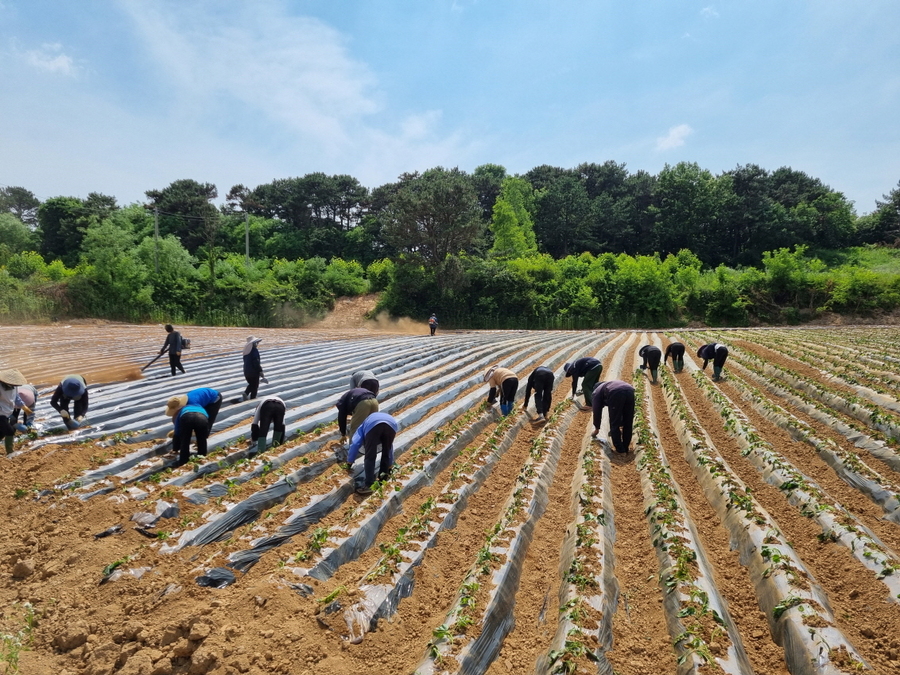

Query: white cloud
left=656, top=124, right=694, bottom=150
left=23, top=43, right=76, bottom=76
left=701, top=6, right=719, bottom=19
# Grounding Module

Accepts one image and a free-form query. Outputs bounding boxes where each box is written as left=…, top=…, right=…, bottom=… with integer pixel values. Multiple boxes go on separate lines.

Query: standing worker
left=522, top=365, right=555, bottom=422
left=346, top=411, right=399, bottom=495
left=165, top=396, right=209, bottom=466
left=484, top=365, right=519, bottom=416
left=0, top=368, right=28, bottom=454
left=336, top=386, right=379, bottom=444
left=12, top=382, right=38, bottom=432
left=638, top=344, right=663, bottom=384
left=664, top=341, right=686, bottom=373
left=160, top=324, right=186, bottom=376
left=428, top=314, right=439, bottom=336
left=350, top=370, right=380, bottom=396
left=250, top=395, right=286, bottom=454
left=565, top=357, right=602, bottom=409
left=50, top=375, right=89, bottom=430
left=242, top=336, right=267, bottom=401
left=590, top=380, right=636, bottom=454
left=697, top=343, right=729, bottom=381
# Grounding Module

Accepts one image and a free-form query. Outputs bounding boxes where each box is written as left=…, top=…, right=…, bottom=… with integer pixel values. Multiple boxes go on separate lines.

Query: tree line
left=1, top=162, right=899, bottom=327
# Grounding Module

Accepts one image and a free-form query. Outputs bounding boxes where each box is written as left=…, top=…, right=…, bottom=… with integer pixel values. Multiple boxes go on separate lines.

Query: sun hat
left=0, top=368, right=27, bottom=386
left=61, top=376, right=86, bottom=400
left=165, top=394, right=188, bottom=417
left=243, top=336, right=263, bottom=355
left=483, top=366, right=498, bottom=383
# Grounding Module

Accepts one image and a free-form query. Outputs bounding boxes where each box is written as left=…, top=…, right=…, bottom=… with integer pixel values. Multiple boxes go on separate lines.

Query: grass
left=0, top=603, right=38, bottom=674
left=811, top=245, right=900, bottom=273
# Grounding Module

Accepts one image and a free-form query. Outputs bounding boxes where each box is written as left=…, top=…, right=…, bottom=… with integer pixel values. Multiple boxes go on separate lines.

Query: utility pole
left=154, top=208, right=159, bottom=274
left=245, top=212, right=250, bottom=265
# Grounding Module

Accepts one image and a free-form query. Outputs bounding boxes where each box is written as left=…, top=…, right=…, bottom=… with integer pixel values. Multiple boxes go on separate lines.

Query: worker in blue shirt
left=345, top=412, right=399, bottom=495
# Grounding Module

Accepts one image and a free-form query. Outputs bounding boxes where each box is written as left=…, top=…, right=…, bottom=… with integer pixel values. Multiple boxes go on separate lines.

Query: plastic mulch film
left=660, top=367, right=869, bottom=674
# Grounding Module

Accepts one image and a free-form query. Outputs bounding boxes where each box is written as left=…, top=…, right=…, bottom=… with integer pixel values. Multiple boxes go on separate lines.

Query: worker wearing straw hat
left=165, top=395, right=209, bottom=466
left=0, top=368, right=28, bottom=454
left=50, top=374, right=89, bottom=430
left=242, top=336, right=267, bottom=401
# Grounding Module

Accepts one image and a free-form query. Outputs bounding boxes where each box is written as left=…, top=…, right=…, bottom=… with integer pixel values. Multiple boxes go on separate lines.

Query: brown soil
left=2, top=327, right=900, bottom=675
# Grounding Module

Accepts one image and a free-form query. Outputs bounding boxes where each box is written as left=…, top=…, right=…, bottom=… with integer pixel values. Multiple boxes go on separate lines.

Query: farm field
left=1, top=325, right=900, bottom=675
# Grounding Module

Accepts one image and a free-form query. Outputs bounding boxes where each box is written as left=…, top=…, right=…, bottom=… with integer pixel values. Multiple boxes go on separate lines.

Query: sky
left=1, top=0, right=898, bottom=214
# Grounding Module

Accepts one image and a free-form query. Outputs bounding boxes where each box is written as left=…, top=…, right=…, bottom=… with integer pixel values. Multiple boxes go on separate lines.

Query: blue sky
left=1, top=0, right=898, bottom=214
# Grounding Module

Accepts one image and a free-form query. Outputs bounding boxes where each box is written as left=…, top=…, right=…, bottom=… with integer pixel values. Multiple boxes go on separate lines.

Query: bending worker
left=0, top=368, right=28, bottom=455
left=251, top=395, right=286, bottom=454
left=638, top=344, right=662, bottom=384
left=590, top=379, right=636, bottom=454
left=697, top=342, right=729, bottom=381
left=484, top=365, right=518, bottom=416
left=13, top=382, right=38, bottom=432
left=350, top=369, right=379, bottom=396
left=242, top=336, right=267, bottom=401
left=50, top=375, right=89, bottom=430
left=664, top=341, right=686, bottom=373
left=346, top=411, right=399, bottom=496
left=160, top=324, right=186, bottom=376
left=522, top=365, right=554, bottom=422
left=336, top=385, right=379, bottom=444
left=565, top=356, right=602, bottom=408
left=165, top=395, right=209, bottom=466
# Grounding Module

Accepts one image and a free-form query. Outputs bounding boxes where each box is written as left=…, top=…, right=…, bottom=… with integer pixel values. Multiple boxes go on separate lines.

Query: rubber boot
left=256, top=438, right=267, bottom=455
left=499, top=403, right=509, bottom=416
left=272, top=431, right=284, bottom=446
left=4, top=435, right=14, bottom=455
left=650, top=368, right=658, bottom=384
left=676, top=357, right=684, bottom=373
left=713, top=365, right=722, bottom=381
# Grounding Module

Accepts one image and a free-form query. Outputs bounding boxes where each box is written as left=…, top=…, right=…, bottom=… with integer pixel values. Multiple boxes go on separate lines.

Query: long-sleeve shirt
left=161, top=331, right=182, bottom=354
left=567, top=357, right=600, bottom=397
left=523, top=367, right=554, bottom=407
left=0, top=385, right=16, bottom=417
left=639, top=345, right=662, bottom=368
left=187, top=388, right=220, bottom=408
left=50, top=376, right=89, bottom=416
left=592, top=380, right=635, bottom=429
left=347, top=412, right=399, bottom=464
left=486, top=367, right=517, bottom=403
left=173, top=404, right=208, bottom=437
left=15, top=384, right=37, bottom=410
left=243, top=346, right=262, bottom=376
left=697, top=343, right=727, bottom=369
left=350, top=370, right=379, bottom=396
left=335, top=387, right=377, bottom=436
left=664, top=343, right=685, bottom=364
left=252, top=397, right=285, bottom=424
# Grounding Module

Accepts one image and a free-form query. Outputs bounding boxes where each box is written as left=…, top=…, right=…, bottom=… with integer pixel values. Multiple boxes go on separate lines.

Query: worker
left=188, top=387, right=223, bottom=429
left=160, top=324, right=186, bottom=376
left=664, top=342, right=686, bottom=373
left=428, top=314, right=438, bottom=336
left=336, top=386, right=379, bottom=444
left=165, top=396, right=209, bottom=466
left=50, top=375, right=89, bottom=430
left=250, top=396, right=286, bottom=455
left=697, top=343, right=729, bottom=381
left=12, top=382, right=38, bottom=432
left=242, top=336, right=267, bottom=401
left=590, top=380, right=635, bottom=454
left=484, top=365, right=518, bottom=416
left=350, top=370, right=379, bottom=396
left=522, top=365, right=555, bottom=422
left=638, top=345, right=663, bottom=384
left=0, top=368, right=28, bottom=455
left=346, top=411, right=399, bottom=495
left=565, top=357, right=602, bottom=408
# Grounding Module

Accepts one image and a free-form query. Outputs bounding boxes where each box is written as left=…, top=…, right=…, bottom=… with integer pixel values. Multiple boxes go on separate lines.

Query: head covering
left=483, top=366, right=498, bottom=383
left=16, top=384, right=36, bottom=408
left=0, top=368, right=27, bottom=386
left=696, top=346, right=706, bottom=358
left=61, top=376, right=86, bottom=400
left=563, top=362, right=572, bottom=376
left=243, top=336, right=263, bottom=356
left=165, top=394, right=188, bottom=417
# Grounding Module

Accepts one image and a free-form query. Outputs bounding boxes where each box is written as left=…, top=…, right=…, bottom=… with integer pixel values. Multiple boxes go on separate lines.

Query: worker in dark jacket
left=250, top=396, right=286, bottom=455
left=638, top=345, right=663, bottom=384
left=350, top=370, right=379, bottom=396
left=664, top=342, right=686, bottom=373
left=428, top=314, right=438, bottom=336
left=0, top=368, right=28, bottom=454
left=165, top=396, right=209, bottom=466
left=697, top=343, right=729, bottom=381
left=50, top=375, right=89, bottom=430
left=346, top=412, right=399, bottom=495
left=590, top=380, right=635, bottom=454
left=565, top=357, right=602, bottom=408
left=160, top=324, right=186, bottom=376
left=522, top=366, right=555, bottom=421
left=242, top=336, right=267, bottom=401
left=336, top=387, right=379, bottom=444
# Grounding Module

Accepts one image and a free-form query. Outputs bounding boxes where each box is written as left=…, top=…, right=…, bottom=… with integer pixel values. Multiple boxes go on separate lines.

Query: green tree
left=534, top=175, right=591, bottom=257
left=0, top=213, right=37, bottom=258
left=488, top=177, right=537, bottom=259
left=145, top=179, right=219, bottom=254
left=37, top=197, right=88, bottom=267
left=0, top=186, right=40, bottom=227
left=472, top=163, right=507, bottom=221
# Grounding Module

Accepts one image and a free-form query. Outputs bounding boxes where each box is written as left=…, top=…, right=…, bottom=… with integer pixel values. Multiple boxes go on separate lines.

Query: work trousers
left=203, top=393, right=223, bottom=429
left=581, top=364, right=603, bottom=406
left=175, top=412, right=209, bottom=465
left=251, top=400, right=286, bottom=441
left=169, top=352, right=185, bottom=376
left=243, top=372, right=260, bottom=400
left=362, top=423, right=396, bottom=488
left=607, top=388, right=635, bottom=454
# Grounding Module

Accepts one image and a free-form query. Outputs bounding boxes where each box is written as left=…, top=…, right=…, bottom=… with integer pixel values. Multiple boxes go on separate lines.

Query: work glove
left=59, top=410, right=70, bottom=420
left=167, top=430, right=175, bottom=439
left=343, top=462, right=354, bottom=474
left=261, top=376, right=269, bottom=385
left=590, top=428, right=599, bottom=438
left=340, top=435, right=347, bottom=445
left=75, top=416, right=84, bottom=423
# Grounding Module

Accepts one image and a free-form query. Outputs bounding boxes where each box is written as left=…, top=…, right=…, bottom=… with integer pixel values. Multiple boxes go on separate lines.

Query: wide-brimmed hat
left=61, top=377, right=86, bottom=399
left=483, top=365, right=498, bottom=383
left=165, top=394, right=188, bottom=417
left=243, top=336, right=263, bottom=355
left=0, top=368, right=27, bottom=386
